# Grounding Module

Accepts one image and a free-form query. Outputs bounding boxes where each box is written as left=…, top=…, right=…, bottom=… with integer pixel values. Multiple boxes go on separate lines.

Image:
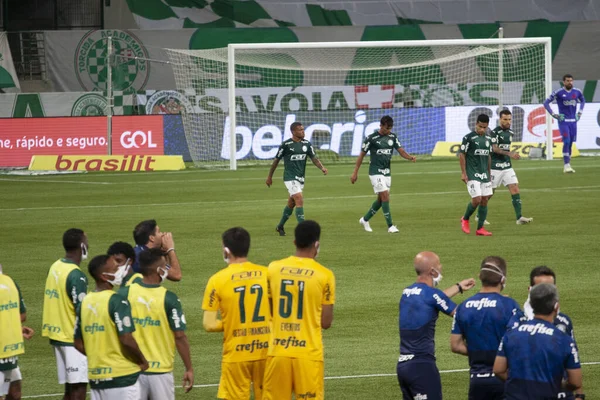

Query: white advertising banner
left=445, top=104, right=600, bottom=150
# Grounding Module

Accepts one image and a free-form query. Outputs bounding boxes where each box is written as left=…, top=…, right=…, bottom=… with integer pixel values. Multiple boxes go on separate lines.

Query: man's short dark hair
left=480, top=256, right=507, bottom=287
left=530, top=283, right=559, bottom=316
left=88, top=254, right=110, bottom=281
left=290, top=122, right=303, bottom=132
left=563, top=74, right=573, bottom=81
left=107, top=241, right=135, bottom=263
left=499, top=109, right=512, bottom=117
left=380, top=115, right=393, bottom=127
left=295, top=220, right=321, bottom=249
left=477, top=114, right=490, bottom=124
left=138, top=248, right=165, bottom=276
left=133, top=220, right=157, bottom=246
left=222, top=227, right=250, bottom=258
left=530, top=266, right=556, bottom=286
left=63, top=228, right=85, bottom=252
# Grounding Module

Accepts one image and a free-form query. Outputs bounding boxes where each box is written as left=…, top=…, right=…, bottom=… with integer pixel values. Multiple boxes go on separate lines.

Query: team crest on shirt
left=388, top=140, right=393, bottom=146
left=302, top=146, right=307, bottom=152
left=485, top=141, right=490, bottom=147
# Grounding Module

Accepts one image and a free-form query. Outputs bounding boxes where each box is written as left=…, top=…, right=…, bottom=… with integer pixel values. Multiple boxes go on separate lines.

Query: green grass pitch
left=1, top=157, right=599, bottom=399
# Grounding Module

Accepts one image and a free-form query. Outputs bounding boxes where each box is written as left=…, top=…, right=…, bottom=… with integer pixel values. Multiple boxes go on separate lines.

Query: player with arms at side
left=266, top=123, right=328, bottom=237
left=351, top=115, right=416, bottom=233
left=450, top=256, right=521, bottom=400
left=263, top=220, right=335, bottom=400
left=397, top=251, right=475, bottom=400
left=513, top=266, right=584, bottom=400
left=493, top=283, right=583, bottom=399
left=459, top=114, right=493, bottom=236
left=119, top=248, right=194, bottom=399
left=0, top=264, right=34, bottom=400
left=74, top=255, right=149, bottom=400
left=41, top=228, right=90, bottom=400
left=543, top=74, right=585, bottom=173
left=202, top=227, right=271, bottom=400
left=487, top=110, right=533, bottom=225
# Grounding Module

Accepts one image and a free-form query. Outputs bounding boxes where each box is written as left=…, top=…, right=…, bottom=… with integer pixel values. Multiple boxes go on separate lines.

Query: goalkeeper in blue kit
left=543, top=74, right=585, bottom=173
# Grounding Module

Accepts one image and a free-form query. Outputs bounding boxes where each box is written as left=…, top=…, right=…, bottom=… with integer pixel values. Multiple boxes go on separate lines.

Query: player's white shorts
left=369, top=175, right=391, bottom=193
left=139, top=372, right=175, bottom=400
left=284, top=180, right=304, bottom=196
left=53, top=345, right=88, bottom=384
left=491, top=168, right=519, bottom=189
left=467, top=180, right=493, bottom=198
left=91, top=380, right=140, bottom=400
left=0, top=366, right=21, bottom=396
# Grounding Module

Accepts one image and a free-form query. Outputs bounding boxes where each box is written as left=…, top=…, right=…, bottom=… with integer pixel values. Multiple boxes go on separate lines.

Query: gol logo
left=120, top=131, right=158, bottom=149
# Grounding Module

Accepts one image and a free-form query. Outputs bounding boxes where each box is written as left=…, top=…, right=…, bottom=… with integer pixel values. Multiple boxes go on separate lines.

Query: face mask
left=103, top=263, right=128, bottom=286
left=81, top=243, right=88, bottom=261
left=223, top=247, right=231, bottom=264
left=432, top=269, right=443, bottom=287
left=158, top=266, right=169, bottom=283
left=481, top=264, right=506, bottom=290
left=315, top=241, right=320, bottom=258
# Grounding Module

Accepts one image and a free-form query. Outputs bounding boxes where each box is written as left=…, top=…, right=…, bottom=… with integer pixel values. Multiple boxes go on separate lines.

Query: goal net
left=165, top=38, right=551, bottom=169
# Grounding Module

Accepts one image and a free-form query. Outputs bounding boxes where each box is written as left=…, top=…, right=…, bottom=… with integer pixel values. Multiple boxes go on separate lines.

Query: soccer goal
left=165, top=37, right=552, bottom=170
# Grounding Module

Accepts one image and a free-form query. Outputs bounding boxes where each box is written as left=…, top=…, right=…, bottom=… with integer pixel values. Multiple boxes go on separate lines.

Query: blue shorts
left=469, top=375, right=504, bottom=400
left=397, top=359, right=442, bottom=400
left=558, top=121, right=577, bottom=143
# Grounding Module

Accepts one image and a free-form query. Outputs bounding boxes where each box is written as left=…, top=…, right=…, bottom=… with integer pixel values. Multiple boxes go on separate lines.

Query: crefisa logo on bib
left=74, top=29, right=150, bottom=93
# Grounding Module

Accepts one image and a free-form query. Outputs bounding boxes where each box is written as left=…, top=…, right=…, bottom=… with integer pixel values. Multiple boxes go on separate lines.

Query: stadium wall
left=2, top=105, right=599, bottom=167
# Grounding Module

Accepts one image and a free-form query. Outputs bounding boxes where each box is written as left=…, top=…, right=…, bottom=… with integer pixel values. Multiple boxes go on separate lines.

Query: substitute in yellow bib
left=41, top=228, right=89, bottom=400
left=0, top=264, right=34, bottom=400
left=119, top=248, right=194, bottom=399
left=202, top=227, right=271, bottom=400
left=74, top=254, right=148, bottom=400
left=263, top=220, right=336, bottom=400
left=107, top=241, right=143, bottom=287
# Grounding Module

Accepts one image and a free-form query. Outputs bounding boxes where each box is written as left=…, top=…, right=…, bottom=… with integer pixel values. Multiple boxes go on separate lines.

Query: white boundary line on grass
left=21, top=362, right=600, bottom=399
left=2, top=163, right=600, bottom=185
left=2, top=185, right=600, bottom=213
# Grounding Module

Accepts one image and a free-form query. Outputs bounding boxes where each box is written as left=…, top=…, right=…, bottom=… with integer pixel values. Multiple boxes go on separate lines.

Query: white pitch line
left=0, top=178, right=111, bottom=185
left=2, top=185, right=600, bottom=213
left=21, top=362, right=600, bottom=399
left=7, top=163, right=600, bottom=184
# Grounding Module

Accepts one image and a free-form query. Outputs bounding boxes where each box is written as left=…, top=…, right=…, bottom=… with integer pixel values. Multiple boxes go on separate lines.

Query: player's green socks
left=382, top=202, right=393, bottom=227
left=464, top=203, right=477, bottom=220
left=295, top=207, right=305, bottom=222
left=363, top=200, right=381, bottom=222
left=278, top=206, right=293, bottom=227
left=511, top=194, right=522, bottom=219
left=477, top=206, right=488, bottom=229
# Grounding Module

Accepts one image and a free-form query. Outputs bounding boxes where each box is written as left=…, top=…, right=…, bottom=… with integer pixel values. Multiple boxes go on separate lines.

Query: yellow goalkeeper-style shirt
left=202, top=262, right=271, bottom=363
left=267, top=256, right=335, bottom=361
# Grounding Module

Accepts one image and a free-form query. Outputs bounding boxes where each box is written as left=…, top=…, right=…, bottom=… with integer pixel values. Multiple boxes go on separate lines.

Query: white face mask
left=315, top=241, right=320, bottom=258
left=103, top=262, right=129, bottom=286
left=81, top=243, right=88, bottom=261
left=223, top=247, right=231, bottom=264
left=158, top=266, right=169, bottom=283
left=481, top=264, right=506, bottom=290
left=432, top=268, right=443, bottom=287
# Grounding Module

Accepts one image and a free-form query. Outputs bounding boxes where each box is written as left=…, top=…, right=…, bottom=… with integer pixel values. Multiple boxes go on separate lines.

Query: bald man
left=397, top=251, right=476, bottom=400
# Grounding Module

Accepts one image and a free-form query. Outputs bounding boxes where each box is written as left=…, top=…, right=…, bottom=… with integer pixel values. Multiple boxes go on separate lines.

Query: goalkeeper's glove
left=552, top=113, right=565, bottom=122
left=576, top=111, right=582, bottom=121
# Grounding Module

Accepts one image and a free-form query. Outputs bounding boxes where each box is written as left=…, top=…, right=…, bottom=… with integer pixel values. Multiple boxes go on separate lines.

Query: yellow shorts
left=262, top=356, right=324, bottom=400
left=217, top=359, right=266, bottom=400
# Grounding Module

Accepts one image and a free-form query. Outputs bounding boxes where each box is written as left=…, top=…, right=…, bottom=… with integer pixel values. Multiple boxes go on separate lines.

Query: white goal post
left=166, top=37, right=553, bottom=170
